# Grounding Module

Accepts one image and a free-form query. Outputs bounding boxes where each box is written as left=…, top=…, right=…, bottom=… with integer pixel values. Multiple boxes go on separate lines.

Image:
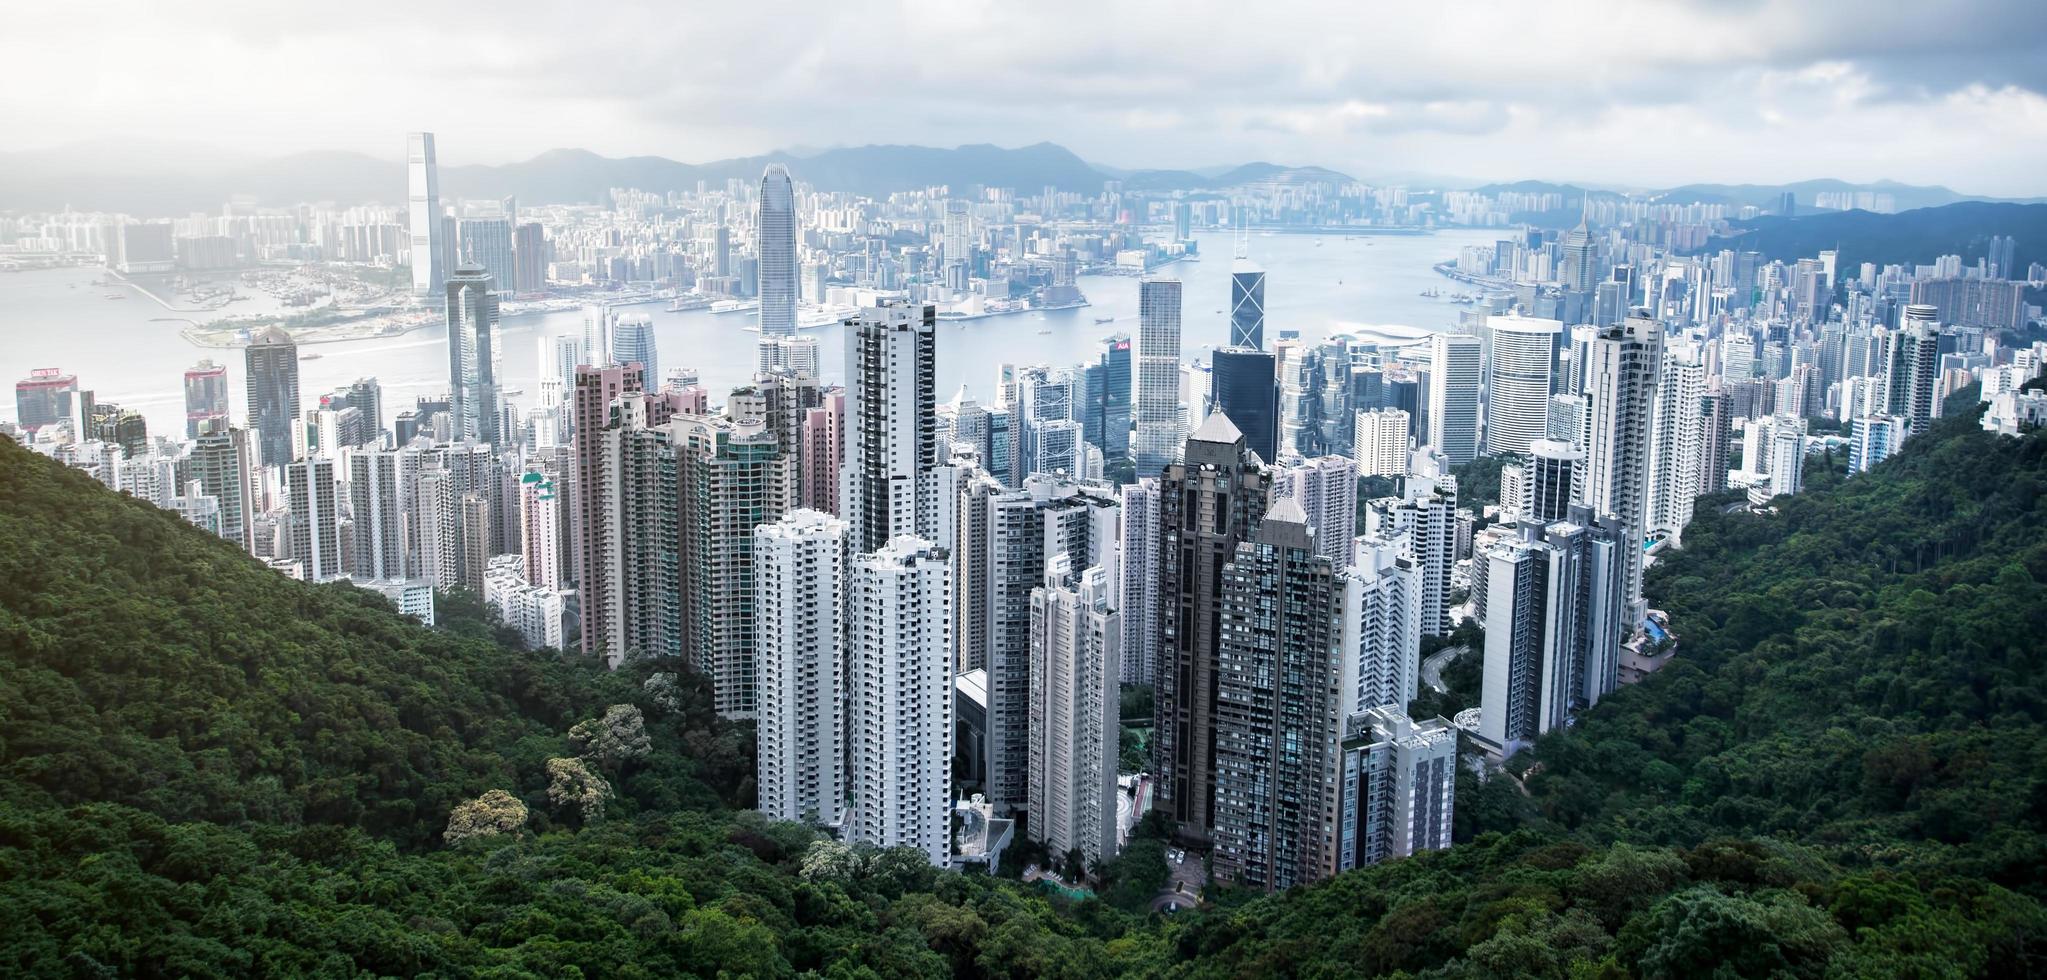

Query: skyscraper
left=1426, top=334, right=1483, bottom=466
left=519, top=471, right=563, bottom=589
left=1365, top=475, right=1459, bottom=637
left=1210, top=348, right=1280, bottom=464
left=1133, top=278, right=1184, bottom=478
left=1340, top=538, right=1422, bottom=717
left=1583, top=314, right=1662, bottom=621
left=571, top=362, right=644, bottom=661
left=1334, top=707, right=1456, bottom=870
left=1525, top=439, right=1583, bottom=525
left=457, top=217, right=516, bottom=300
left=245, top=326, right=300, bottom=467
left=1211, top=498, right=1344, bottom=891
left=513, top=221, right=547, bottom=294
left=445, top=263, right=502, bottom=446
left=846, top=535, right=954, bottom=867
left=190, top=427, right=254, bottom=552
left=1027, top=555, right=1122, bottom=867
left=348, top=447, right=414, bottom=582
left=1647, top=347, right=1706, bottom=544
left=1353, top=408, right=1410, bottom=479
left=1482, top=315, right=1561, bottom=456
left=1230, top=259, right=1266, bottom=349
left=1082, top=334, right=1133, bottom=464
left=677, top=415, right=786, bottom=718
left=841, top=303, right=942, bottom=554
left=183, top=360, right=230, bottom=438
left=757, top=165, right=798, bottom=338
left=1283, top=455, right=1357, bottom=565
left=14, top=367, right=78, bottom=436
left=1885, top=304, right=1942, bottom=434
left=755, top=509, right=848, bottom=828
left=406, top=132, right=444, bottom=296
left=1154, top=413, right=1271, bottom=844
left=1477, top=510, right=1626, bottom=753
left=285, top=456, right=342, bottom=582
left=612, top=313, right=659, bottom=386
left=1118, top=478, right=1161, bottom=686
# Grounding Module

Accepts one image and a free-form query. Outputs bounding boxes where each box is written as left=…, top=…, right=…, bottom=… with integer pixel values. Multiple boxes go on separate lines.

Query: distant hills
left=1689, top=201, right=2047, bottom=273
left=0, top=138, right=2038, bottom=216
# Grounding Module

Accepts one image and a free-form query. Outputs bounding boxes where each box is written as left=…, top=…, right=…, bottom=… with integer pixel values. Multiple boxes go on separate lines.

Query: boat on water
left=1037, top=329, right=1051, bottom=335
left=300, top=352, right=323, bottom=361
left=1094, top=316, right=1115, bottom=324
left=104, top=291, right=126, bottom=300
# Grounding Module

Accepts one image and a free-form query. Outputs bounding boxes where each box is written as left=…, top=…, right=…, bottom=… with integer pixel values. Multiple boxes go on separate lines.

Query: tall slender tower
left=570, top=362, right=644, bottom=659
left=1583, top=313, right=1662, bottom=622
left=755, top=509, right=848, bottom=827
left=245, top=325, right=300, bottom=468
left=757, top=165, right=798, bottom=339
left=407, top=132, right=444, bottom=296
left=1229, top=260, right=1266, bottom=349
left=445, top=263, right=502, bottom=446
left=1027, top=555, right=1122, bottom=867
left=840, top=303, right=941, bottom=554
left=183, top=360, right=230, bottom=438
left=847, top=536, right=954, bottom=867
left=1885, top=303, right=1942, bottom=434
left=1133, top=278, right=1184, bottom=478
left=1427, top=334, right=1483, bottom=466
left=1482, top=315, right=1562, bottom=456
left=612, top=313, right=659, bottom=386
left=1153, top=413, right=1271, bottom=844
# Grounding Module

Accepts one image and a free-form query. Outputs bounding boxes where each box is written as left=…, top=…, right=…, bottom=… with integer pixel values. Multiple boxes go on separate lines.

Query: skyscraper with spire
left=757, top=164, right=798, bottom=339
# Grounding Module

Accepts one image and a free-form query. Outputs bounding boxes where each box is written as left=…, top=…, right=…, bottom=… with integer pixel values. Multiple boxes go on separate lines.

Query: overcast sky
left=6, top=0, right=2046, bottom=195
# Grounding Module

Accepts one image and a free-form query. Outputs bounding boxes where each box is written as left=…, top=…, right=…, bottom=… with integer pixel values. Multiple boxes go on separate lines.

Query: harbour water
left=0, top=229, right=1502, bottom=437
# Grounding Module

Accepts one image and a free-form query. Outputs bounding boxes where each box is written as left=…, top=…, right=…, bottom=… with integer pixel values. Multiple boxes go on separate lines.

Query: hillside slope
left=3, top=405, right=2045, bottom=976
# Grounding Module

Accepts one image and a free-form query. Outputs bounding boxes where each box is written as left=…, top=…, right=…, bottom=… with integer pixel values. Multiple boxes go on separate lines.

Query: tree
left=443, top=789, right=529, bottom=843
left=545, top=757, right=614, bottom=824
left=568, top=704, right=652, bottom=771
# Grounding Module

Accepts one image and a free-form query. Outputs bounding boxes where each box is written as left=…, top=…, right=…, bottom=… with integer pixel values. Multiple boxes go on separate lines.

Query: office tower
left=13, top=367, right=78, bottom=436
left=757, top=164, right=798, bottom=338
left=445, top=263, right=502, bottom=445
left=1583, top=314, right=1662, bottom=621
left=1154, top=413, right=1271, bottom=843
left=841, top=303, right=943, bottom=554
left=245, top=326, right=300, bottom=467
left=1426, top=334, right=1482, bottom=466
left=519, top=471, right=562, bottom=588
left=1483, top=315, right=1562, bottom=456
left=1230, top=259, right=1266, bottom=349
left=1353, top=408, right=1410, bottom=478
left=1283, top=455, right=1357, bottom=564
left=757, top=335, right=822, bottom=376
left=1884, top=304, right=1942, bottom=434
left=1559, top=217, right=1597, bottom=292
left=83, top=400, right=148, bottom=458
left=1118, top=478, right=1161, bottom=686
left=1211, top=348, right=1280, bottom=463
left=1365, top=475, right=1459, bottom=637
left=1082, top=334, right=1133, bottom=464
left=513, top=222, right=547, bottom=293
left=1766, top=415, right=1808, bottom=497
left=846, top=536, right=954, bottom=867
left=943, top=199, right=971, bottom=265
left=582, top=305, right=616, bottom=368
left=1182, top=360, right=1213, bottom=434
left=571, top=363, right=642, bottom=658
left=285, top=456, right=341, bottom=582
left=711, top=225, right=731, bottom=277
left=1339, top=537, right=1422, bottom=717
left=1211, top=499, right=1343, bottom=891
left=348, top=448, right=412, bottom=582
left=1334, top=706, right=1456, bottom=871
left=1849, top=415, right=1900, bottom=474
left=407, top=132, right=444, bottom=295
left=1647, top=349, right=1706, bottom=544
left=612, top=313, right=659, bottom=385
left=457, top=217, right=516, bottom=299
left=1027, top=555, right=1122, bottom=867
left=1697, top=387, right=1731, bottom=494
left=1477, top=510, right=1626, bottom=753
left=182, top=360, right=230, bottom=438
left=979, top=476, right=1120, bottom=812
left=755, top=509, right=848, bottom=827
left=676, top=416, right=785, bottom=718
left=190, top=427, right=254, bottom=552
left=1017, top=366, right=1080, bottom=479
left=1525, top=439, right=1583, bottom=524
left=1133, top=278, right=1184, bottom=477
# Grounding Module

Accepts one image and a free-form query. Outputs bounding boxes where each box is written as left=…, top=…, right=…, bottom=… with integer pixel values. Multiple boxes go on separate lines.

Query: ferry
left=300, top=352, right=323, bottom=361
left=1093, top=316, right=1115, bottom=324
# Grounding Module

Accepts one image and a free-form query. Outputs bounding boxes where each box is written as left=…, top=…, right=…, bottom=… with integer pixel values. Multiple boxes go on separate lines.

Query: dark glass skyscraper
left=244, top=326, right=300, bottom=466
left=1083, top=333, right=1132, bottom=464
left=445, top=263, right=502, bottom=445
left=1210, top=348, right=1279, bottom=463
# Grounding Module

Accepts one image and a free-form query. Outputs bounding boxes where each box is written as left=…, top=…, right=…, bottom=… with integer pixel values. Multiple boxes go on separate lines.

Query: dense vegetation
left=3, top=397, right=2045, bottom=976
left=1693, top=200, right=2047, bottom=276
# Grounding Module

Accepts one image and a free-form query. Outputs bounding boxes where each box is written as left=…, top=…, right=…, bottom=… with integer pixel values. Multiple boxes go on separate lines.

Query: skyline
left=4, top=1, right=2047, bottom=197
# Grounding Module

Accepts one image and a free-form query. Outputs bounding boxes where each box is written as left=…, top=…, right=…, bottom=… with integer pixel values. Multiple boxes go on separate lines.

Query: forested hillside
left=3, top=401, right=2045, bottom=976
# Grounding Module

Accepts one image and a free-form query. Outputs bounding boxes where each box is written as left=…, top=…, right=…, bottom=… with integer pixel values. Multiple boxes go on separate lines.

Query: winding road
left=1422, top=645, right=1469, bottom=694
